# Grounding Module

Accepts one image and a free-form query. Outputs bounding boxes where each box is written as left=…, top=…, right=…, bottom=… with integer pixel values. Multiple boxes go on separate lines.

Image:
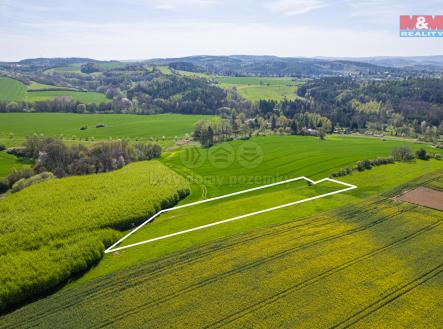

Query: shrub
left=331, top=167, right=353, bottom=178
left=415, top=148, right=429, bottom=160
left=435, top=153, right=442, bottom=160
left=371, top=156, right=395, bottom=166
left=6, top=147, right=29, bottom=157
left=0, top=144, right=5, bottom=152
left=357, top=160, right=372, bottom=171
left=6, top=168, right=34, bottom=187
left=26, top=137, right=137, bottom=177
left=392, top=147, right=414, bottom=162
left=96, top=124, right=105, bottom=128
left=0, top=178, right=9, bottom=194
left=11, top=172, right=55, bottom=193
left=132, top=143, right=162, bottom=161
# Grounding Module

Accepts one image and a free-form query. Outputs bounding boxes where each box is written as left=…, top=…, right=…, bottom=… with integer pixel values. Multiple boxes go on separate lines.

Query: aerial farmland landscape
left=1, top=1, right=443, bottom=328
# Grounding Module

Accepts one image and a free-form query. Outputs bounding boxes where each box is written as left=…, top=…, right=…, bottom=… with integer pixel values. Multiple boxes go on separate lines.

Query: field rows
left=3, top=196, right=443, bottom=328
left=118, top=179, right=344, bottom=249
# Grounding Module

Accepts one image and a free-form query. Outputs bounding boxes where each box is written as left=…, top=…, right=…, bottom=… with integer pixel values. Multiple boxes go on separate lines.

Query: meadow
left=0, top=152, right=31, bottom=178
left=3, top=174, right=442, bottom=328
left=0, top=77, right=27, bottom=101
left=0, top=76, right=108, bottom=104
left=175, top=70, right=301, bottom=101
left=0, top=161, right=189, bottom=312
left=0, top=113, right=212, bottom=146
left=217, top=76, right=302, bottom=101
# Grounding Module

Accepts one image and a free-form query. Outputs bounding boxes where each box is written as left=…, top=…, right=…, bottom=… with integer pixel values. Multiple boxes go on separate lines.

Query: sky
left=0, top=0, right=442, bottom=61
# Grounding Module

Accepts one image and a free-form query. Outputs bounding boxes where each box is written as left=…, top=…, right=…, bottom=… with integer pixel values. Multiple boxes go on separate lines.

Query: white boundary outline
left=105, top=177, right=357, bottom=253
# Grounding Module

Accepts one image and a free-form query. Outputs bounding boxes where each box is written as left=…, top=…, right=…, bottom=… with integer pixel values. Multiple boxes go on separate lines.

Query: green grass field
left=0, top=76, right=108, bottom=104
left=176, top=71, right=302, bottom=101
left=0, top=152, right=31, bottom=178
left=27, top=81, right=79, bottom=91
left=0, top=77, right=27, bottom=101
left=164, top=135, right=443, bottom=196
left=0, top=113, right=212, bottom=146
left=218, top=76, right=302, bottom=101
left=44, top=64, right=83, bottom=74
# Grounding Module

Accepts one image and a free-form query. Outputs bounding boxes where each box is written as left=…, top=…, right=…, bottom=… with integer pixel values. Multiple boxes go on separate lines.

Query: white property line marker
left=105, top=177, right=357, bottom=253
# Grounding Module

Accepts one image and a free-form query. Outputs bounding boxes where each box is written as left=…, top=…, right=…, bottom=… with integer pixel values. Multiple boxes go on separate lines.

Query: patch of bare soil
left=397, top=187, right=443, bottom=211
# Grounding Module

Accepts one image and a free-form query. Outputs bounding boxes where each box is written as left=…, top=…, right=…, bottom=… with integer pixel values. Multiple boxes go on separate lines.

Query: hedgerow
left=331, top=156, right=395, bottom=177
left=0, top=161, right=189, bottom=312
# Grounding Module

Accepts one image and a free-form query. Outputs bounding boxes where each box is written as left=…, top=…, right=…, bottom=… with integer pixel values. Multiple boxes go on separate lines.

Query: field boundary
left=105, top=177, right=357, bottom=253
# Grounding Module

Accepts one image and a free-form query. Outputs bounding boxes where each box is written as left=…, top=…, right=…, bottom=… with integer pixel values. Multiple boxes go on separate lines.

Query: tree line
left=0, top=137, right=162, bottom=194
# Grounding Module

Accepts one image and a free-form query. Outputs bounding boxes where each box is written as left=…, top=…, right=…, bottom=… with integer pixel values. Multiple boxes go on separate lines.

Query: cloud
left=144, top=0, right=218, bottom=11
left=264, top=0, right=324, bottom=16
left=2, top=20, right=442, bottom=61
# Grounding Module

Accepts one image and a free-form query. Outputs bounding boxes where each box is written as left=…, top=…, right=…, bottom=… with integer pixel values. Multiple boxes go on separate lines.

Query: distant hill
left=318, top=56, right=443, bottom=72
left=145, top=55, right=400, bottom=77
left=17, top=57, right=101, bottom=67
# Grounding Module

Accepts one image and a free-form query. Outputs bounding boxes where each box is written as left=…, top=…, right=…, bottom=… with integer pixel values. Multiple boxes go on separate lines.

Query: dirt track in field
left=398, top=187, right=443, bottom=211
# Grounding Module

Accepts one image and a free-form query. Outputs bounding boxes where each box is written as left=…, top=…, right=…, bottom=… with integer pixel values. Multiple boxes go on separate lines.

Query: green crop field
left=0, top=161, right=189, bottom=312
left=0, top=113, right=213, bottom=146
left=1, top=134, right=443, bottom=326
left=71, top=135, right=443, bottom=283
left=164, top=135, right=443, bottom=196
left=0, top=76, right=108, bottom=104
left=3, top=172, right=443, bottom=328
left=0, top=152, right=31, bottom=178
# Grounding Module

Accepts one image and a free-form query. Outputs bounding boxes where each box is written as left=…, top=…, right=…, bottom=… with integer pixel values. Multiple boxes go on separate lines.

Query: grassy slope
left=176, top=70, right=301, bottom=101
left=3, top=174, right=443, bottom=328
left=27, top=81, right=78, bottom=91
left=218, top=76, right=302, bottom=101
left=0, top=152, right=31, bottom=178
left=75, top=136, right=443, bottom=282
left=0, top=77, right=27, bottom=101
left=0, top=161, right=189, bottom=312
left=0, top=77, right=108, bottom=104
left=0, top=113, right=211, bottom=144
left=164, top=135, right=443, bottom=196
left=44, top=64, right=83, bottom=74
left=24, top=91, right=108, bottom=103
